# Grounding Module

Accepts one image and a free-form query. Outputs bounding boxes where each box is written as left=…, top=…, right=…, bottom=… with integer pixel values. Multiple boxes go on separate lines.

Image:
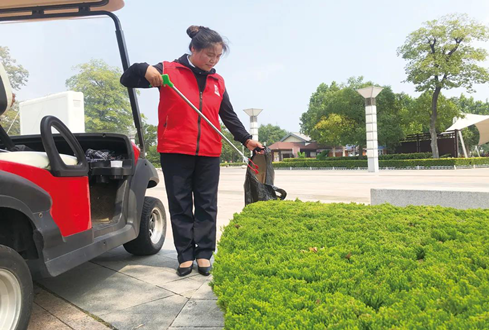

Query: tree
left=138, top=115, right=159, bottom=166
left=398, top=14, right=489, bottom=158
left=258, top=124, right=288, bottom=147
left=300, top=77, right=408, bottom=152
left=0, top=46, right=29, bottom=135
left=452, top=94, right=489, bottom=115
left=314, top=114, right=352, bottom=156
left=220, top=124, right=244, bottom=163
left=66, top=59, right=133, bottom=135
left=409, top=91, right=459, bottom=134
left=0, top=46, right=29, bottom=91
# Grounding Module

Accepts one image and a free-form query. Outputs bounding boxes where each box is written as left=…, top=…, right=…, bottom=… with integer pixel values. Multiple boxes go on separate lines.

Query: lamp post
left=243, top=108, right=262, bottom=141
left=356, top=86, right=383, bottom=173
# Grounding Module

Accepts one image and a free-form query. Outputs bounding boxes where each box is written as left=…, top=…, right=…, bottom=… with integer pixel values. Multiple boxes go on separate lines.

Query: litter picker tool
left=153, top=74, right=260, bottom=174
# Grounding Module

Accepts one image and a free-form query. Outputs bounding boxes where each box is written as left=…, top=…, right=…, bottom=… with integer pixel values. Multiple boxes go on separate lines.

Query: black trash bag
left=244, top=147, right=287, bottom=205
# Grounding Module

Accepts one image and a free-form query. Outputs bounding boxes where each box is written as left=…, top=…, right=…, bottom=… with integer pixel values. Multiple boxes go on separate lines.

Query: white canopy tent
left=445, top=113, right=489, bottom=145
left=444, top=113, right=489, bottom=157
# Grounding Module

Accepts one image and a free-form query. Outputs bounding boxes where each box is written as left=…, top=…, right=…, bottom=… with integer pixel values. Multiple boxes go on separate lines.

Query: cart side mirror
left=0, top=63, right=13, bottom=116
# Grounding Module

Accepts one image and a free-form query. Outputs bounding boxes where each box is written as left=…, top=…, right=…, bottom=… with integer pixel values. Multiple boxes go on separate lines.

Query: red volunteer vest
left=157, top=61, right=225, bottom=157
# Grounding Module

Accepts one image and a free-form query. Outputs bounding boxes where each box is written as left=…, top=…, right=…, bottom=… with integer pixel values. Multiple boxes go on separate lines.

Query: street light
left=356, top=86, right=383, bottom=173
left=243, top=108, right=262, bottom=141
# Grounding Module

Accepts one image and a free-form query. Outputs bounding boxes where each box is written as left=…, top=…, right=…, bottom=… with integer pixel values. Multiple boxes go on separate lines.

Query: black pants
left=160, top=153, right=220, bottom=264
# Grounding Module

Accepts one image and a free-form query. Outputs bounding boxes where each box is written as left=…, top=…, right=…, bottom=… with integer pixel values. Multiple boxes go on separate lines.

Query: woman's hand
left=145, top=66, right=163, bottom=87
left=245, top=139, right=264, bottom=154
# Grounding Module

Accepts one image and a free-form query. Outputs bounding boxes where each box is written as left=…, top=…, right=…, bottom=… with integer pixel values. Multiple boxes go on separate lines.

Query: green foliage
left=300, top=77, right=409, bottom=151
left=297, top=151, right=306, bottom=159
left=258, top=124, right=288, bottom=147
left=287, top=153, right=432, bottom=162
left=398, top=14, right=489, bottom=158
left=2, top=102, right=20, bottom=135
left=213, top=201, right=489, bottom=329
left=0, top=46, right=29, bottom=91
left=314, top=113, right=352, bottom=148
left=379, top=152, right=432, bottom=160
left=398, top=14, right=489, bottom=93
left=453, top=94, right=489, bottom=116
left=0, top=46, right=29, bottom=135
left=220, top=124, right=245, bottom=163
left=275, top=159, right=367, bottom=168
left=273, top=157, right=489, bottom=169
left=316, top=150, right=330, bottom=160
left=220, top=162, right=246, bottom=167
left=139, top=115, right=159, bottom=167
left=66, top=59, right=133, bottom=135
left=145, top=145, right=160, bottom=167
left=408, top=91, right=460, bottom=133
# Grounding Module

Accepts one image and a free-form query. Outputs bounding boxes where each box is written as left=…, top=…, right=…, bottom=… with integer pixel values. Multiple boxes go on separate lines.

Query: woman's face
left=190, top=44, right=223, bottom=71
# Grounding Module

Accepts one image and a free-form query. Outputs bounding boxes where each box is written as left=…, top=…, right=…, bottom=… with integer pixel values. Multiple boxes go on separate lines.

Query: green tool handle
left=148, top=74, right=174, bottom=88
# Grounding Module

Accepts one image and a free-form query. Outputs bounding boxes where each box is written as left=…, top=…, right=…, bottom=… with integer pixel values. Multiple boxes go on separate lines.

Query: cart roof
left=0, top=0, right=124, bottom=19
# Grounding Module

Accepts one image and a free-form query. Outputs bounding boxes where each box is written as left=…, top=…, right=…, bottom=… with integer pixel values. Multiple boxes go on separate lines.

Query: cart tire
left=124, top=197, right=166, bottom=255
left=0, top=245, right=33, bottom=330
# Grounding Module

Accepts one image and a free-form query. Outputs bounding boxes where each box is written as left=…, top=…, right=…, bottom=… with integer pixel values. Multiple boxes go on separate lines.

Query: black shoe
left=177, top=264, right=193, bottom=277
left=197, top=264, right=212, bottom=276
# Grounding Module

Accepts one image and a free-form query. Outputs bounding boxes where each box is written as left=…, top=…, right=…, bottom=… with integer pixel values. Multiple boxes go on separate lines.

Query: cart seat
left=0, top=151, right=78, bottom=170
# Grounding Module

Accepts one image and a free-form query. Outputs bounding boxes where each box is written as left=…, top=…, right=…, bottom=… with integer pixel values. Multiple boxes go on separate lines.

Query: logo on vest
left=214, top=84, right=221, bottom=97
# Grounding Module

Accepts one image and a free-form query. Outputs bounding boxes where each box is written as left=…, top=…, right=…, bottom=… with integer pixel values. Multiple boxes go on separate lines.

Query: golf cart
left=0, top=1, right=166, bottom=329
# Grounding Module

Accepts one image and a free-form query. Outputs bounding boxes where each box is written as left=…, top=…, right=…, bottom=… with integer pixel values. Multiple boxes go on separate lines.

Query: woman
left=121, top=25, right=263, bottom=276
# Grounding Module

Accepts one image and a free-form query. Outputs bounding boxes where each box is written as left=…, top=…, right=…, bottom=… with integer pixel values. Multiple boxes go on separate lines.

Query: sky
left=2, top=0, right=489, bottom=134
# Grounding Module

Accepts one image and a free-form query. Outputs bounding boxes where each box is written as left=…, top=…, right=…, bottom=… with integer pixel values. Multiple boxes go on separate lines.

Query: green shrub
left=379, top=152, right=432, bottom=160
left=212, top=201, right=489, bottom=329
left=274, top=159, right=367, bottom=168
left=316, top=150, right=330, bottom=160
left=273, top=157, right=489, bottom=169
left=220, top=162, right=246, bottom=167
left=289, top=153, right=433, bottom=162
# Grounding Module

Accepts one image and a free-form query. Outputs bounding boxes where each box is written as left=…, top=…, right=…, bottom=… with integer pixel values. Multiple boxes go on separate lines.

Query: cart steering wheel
left=40, top=115, right=88, bottom=177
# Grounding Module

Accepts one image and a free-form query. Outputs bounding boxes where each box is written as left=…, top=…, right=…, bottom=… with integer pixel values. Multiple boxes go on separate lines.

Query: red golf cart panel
left=131, top=141, right=140, bottom=164
left=0, top=160, right=91, bottom=236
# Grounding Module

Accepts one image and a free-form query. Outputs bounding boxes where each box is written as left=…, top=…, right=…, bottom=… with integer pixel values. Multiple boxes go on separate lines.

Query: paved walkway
left=28, top=167, right=489, bottom=329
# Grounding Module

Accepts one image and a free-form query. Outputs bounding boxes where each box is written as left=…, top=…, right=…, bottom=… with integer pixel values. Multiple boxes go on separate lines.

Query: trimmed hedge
left=273, top=157, right=489, bottom=169
left=221, top=162, right=246, bottom=167
left=212, top=201, right=489, bottom=329
left=310, top=152, right=434, bottom=162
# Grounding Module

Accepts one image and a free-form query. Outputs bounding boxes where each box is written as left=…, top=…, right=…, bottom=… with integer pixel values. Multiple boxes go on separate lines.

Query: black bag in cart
left=244, top=147, right=287, bottom=205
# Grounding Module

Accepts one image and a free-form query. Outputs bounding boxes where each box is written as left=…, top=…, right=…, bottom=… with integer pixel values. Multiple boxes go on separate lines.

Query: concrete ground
left=28, top=167, right=489, bottom=329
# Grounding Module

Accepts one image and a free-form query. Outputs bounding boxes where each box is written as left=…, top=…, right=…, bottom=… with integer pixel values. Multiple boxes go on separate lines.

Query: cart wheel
left=124, top=197, right=166, bottom=255
left=0, top=245, right=33, bottom=330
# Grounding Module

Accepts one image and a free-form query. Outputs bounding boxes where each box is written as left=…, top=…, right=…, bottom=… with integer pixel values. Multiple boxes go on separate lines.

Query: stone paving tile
left=36, top=262, right=174, bottom=316
left=28, top=304, right=72, bottom=330
left=102, top=295, right=188, bottom=330
left=33, top=286, right=110, bottom=330
left=136, top=266, right=201, bottom=286
left=171, top=300, right=224, bottom=328
left=158, top=277, right=205, bottom=297
left=191, top=281, right=217, bottom=300
left=92, top=257, right=180, bottom=279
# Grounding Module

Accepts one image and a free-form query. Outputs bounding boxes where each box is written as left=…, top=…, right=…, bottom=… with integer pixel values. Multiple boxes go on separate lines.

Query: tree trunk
left=332, top=146, right=336, bottom=157
left=430, top=88, right=441, bottom=159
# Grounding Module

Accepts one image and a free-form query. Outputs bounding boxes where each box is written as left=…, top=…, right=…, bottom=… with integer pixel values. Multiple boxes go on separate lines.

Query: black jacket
left=120, top=55, right=252, bottom=145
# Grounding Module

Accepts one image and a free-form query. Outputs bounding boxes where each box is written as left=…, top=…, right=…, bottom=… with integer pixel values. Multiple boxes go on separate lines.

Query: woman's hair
left=186, top=25, right=228, bottom=53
